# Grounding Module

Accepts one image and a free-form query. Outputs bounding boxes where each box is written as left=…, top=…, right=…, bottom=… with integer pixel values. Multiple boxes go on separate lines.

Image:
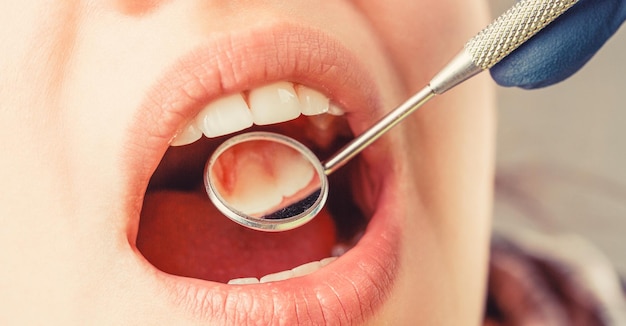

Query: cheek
left=352, top=0, right=491, bottom=91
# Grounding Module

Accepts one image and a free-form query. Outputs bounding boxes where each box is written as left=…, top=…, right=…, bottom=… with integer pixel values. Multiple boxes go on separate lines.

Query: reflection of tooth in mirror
left=205, top=131, right=329, bottom=231
left=209, top=138, right=319, bottom=218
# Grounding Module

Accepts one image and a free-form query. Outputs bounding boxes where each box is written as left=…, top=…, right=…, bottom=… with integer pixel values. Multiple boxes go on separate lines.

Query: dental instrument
left=205, top=0, right=580, bottom=231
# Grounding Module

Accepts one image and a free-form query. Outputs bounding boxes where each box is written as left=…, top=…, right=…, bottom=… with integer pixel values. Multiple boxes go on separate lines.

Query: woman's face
left=0, top=1, right=494, bottom=324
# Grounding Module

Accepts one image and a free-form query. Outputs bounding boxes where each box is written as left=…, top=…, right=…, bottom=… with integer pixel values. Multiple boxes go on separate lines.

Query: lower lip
left=152, top=179, right=401, bottom=324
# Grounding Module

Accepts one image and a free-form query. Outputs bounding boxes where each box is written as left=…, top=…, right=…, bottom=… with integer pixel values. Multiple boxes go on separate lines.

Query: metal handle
left=468, top=0, right=579, bottom=69
left=430, top=0, right=579, bottom=94
left=323, top=0, right=579, bottom=174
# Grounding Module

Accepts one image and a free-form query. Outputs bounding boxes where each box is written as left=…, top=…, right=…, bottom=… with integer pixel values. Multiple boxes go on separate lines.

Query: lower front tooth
left=195, top=93, right=253, bottom=138
left=260, top=270, right=294, bottom=283
left=227, top=277, right=260, bottom=285
left=259, top=257, right=335, bottom=283
left=291, top=261, right=321, bottom=277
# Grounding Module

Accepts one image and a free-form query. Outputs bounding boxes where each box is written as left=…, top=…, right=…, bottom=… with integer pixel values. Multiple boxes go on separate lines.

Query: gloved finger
left=490, top=0, right=626, bottom=89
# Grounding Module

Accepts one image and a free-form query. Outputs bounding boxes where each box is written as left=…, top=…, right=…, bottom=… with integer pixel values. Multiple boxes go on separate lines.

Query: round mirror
left=204, top=132, right=328, bottom=231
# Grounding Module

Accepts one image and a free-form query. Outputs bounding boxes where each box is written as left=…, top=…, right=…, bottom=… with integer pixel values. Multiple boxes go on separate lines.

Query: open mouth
left=138, top=81, right=369, bottom=284
left=126, top=25, right=403, bottom=323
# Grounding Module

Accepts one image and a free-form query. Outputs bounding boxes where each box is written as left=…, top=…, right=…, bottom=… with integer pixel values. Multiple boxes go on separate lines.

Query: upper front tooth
left=170, top=82, right=341, bottom=147
left=248, top=82, right=300, bottom=125
left=297, top=86, right=329, bottom=116
left=195, top=93, right=253, bottom=138
left=170, top=121, right=202, bottom=146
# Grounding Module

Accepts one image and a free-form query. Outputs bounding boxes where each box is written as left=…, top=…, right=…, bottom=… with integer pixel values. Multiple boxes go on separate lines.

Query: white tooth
left=327, top=103, right=345, bottom=116
left=254, top=257, right=335, bottom=284
left=320, top=257, right=337, bottom=267
left=331, top=243, right=351, bottom=257
left=271, top=145, right=315, bottom=198
left=227, top=277, right=260, bottom=285
left=291, top=261, right=322, bottom=277
left=195, top=93, right=253, bottom=138
left=296, top=86, right=329, bottom=116
left=170, top=122, right=202, bottom=146
left=260, top=270, right=294, bottom=283
left=219, top=140, right=316, bottom=216
left=248, top=82, right=300, bottom=125
left=223, top=156, right=283, bottom=215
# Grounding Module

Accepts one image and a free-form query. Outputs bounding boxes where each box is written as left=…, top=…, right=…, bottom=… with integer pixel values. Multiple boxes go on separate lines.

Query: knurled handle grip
left=466, top=0, right=579, bottom=69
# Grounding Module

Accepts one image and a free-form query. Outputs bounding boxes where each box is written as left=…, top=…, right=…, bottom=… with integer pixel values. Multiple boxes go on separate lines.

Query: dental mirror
left=205, top=132, right=328, bottom=231
left=205, top=0, right=579, bottom=231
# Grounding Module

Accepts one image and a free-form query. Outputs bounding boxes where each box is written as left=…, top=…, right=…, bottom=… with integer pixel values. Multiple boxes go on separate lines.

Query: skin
left=0, top=0, right=494, bottom=325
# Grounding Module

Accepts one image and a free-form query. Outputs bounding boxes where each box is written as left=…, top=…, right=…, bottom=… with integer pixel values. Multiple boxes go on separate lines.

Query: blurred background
left=489, top=0, right=626, bottom=275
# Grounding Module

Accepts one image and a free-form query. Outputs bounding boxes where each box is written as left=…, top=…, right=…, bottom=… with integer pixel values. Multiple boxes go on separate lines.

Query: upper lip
left=124, top=23, right=402, bottom=324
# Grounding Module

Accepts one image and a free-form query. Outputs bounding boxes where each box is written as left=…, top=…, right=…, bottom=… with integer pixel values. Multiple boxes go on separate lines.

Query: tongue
left=136, top=191, right=337, bottom=283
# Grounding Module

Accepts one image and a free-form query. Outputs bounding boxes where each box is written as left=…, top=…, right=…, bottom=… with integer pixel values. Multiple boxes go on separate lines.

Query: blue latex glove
left=490, top=0, right=626, bottom=89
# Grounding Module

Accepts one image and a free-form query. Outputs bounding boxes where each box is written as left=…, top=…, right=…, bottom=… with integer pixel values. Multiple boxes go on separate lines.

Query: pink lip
left=125, top=23, right=402, bottom=324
